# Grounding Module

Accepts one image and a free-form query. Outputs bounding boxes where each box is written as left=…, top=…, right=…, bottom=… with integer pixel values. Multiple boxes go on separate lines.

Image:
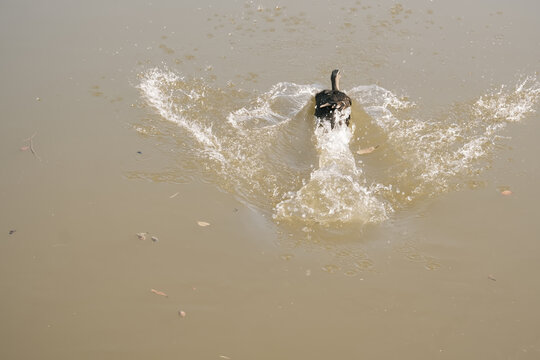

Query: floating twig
left=23, top=133, right=41, bottom=161
left=23, top=133, right=37, bottom=142
left=29, top=137, right=40, bottom=161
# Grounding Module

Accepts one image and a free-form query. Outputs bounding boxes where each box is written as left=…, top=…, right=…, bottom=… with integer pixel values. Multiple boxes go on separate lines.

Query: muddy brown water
left=1, top=1, right=540, bottom=359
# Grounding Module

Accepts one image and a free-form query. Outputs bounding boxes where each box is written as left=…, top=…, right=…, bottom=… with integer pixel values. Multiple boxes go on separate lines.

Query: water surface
left=1, top=0, right=540, bottom=359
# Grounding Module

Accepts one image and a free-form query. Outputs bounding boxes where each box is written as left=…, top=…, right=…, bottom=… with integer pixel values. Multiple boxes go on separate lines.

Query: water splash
left=274, top=119, right=391, bottom=224
left=136, top=68, right=539, bottom=225
left=137, top=68, right=225, bottom=163
left=350, top=76, right=540, bottom=196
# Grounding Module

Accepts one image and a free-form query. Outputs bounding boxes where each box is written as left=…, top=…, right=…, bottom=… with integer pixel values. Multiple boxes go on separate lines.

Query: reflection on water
left=134, top=67, right=539, bottom=226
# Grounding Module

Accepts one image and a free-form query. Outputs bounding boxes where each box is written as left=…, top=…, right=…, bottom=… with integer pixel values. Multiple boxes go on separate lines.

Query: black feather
left=314, top=69, right=352, bottom=129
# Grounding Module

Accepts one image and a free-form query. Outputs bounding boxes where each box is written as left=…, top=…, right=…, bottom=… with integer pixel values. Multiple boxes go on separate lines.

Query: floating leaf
left=150, top=289, right=168, bottom=297
left=357, top=145, right=379, bottom=155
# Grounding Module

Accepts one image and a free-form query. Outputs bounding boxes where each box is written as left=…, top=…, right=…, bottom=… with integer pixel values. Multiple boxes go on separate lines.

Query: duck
left=314, top=69, right=352, bottom=129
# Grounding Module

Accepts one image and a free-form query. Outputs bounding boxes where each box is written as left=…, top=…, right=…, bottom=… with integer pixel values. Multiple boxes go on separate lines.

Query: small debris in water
left=219, top=356, right=231, bottom=360
left=22, top=133, right=41, bottom=161
left=136, top=151, right=142, bottom=154
left=151, top=236, right=159, bottom=242
left=136, top=232, right=147, bottom=240
left=488, top=275, right=497, bottom=281
left=178, top=310, right=187, bottom=318
left=425, top=262, right=441, bottom=271
left=501, top=190, right=512, bottom=196
left=357, top=145, right=379, bottom=155
left=150, top=289, right=168, bottom=297
left=233, top=208, right=238, bottom=212
left=343, top=269, right=358, bottom=277
left=305, top=269, right=311, bottom=276
left=197, top=221, right=210, bottom=227
left=169, top=192, right=179, bottom=198
left=9, top=230, right=16, bottom=235
left=322, top=264, right=340, bottom=273
left=35, top=97, right=41, bottom=101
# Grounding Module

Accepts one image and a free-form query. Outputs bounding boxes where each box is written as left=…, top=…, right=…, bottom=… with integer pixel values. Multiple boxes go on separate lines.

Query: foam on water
left=137, top=67, right=539, bottom=225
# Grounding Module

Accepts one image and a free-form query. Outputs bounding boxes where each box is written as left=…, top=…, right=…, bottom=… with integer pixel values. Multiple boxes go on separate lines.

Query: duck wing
left=315, top=90, right=352, bottom=117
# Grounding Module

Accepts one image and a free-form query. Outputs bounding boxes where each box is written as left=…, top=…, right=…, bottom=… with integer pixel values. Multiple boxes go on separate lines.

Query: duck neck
left=331, top=75, right=340, bottom=91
